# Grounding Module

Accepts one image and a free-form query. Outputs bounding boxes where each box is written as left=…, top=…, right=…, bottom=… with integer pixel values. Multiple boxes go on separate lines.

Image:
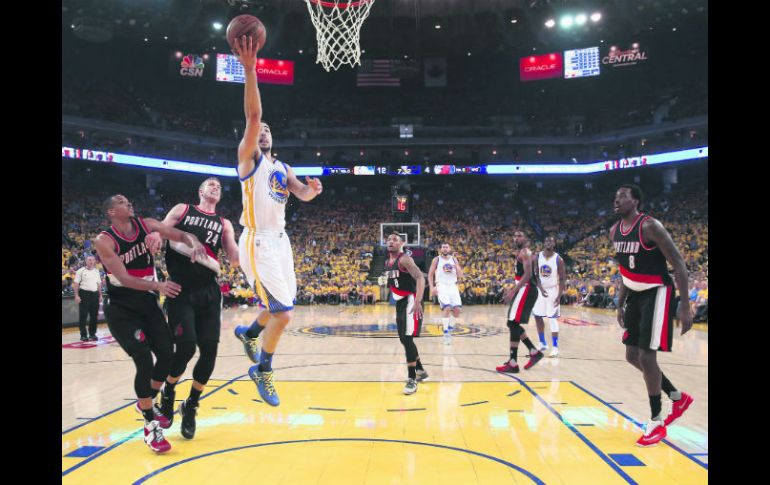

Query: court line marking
left=569, top=380, right=709, bottom=470
left=493, top=371, right=638, bottom=484
left=460, top=400, right=489, bottom=407
left=308, top=407, right=346, bottom=412
left=63, top=379, right=195, bottom=435
left=130, top=438, right=547, bottom=485
left=61, top=374, right=245, bottom=477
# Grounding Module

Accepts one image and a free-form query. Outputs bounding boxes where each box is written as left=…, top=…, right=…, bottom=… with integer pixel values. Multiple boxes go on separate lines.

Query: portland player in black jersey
left=144, top=177, right=239, bottom=439
left=611, top=184, right=694, bottom=447
left=496, top=230, right=545, bottom=374
left=93, top=195, right=206, bottom=454
left=384, top=233, right=427, bottom=395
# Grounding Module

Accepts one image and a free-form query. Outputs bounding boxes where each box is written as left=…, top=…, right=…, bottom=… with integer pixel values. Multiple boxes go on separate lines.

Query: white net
left=304, top=0, right=375, bottom=71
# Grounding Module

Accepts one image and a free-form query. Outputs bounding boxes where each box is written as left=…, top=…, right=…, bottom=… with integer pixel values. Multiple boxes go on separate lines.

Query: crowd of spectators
left=62, top=166, right=708, bottom=321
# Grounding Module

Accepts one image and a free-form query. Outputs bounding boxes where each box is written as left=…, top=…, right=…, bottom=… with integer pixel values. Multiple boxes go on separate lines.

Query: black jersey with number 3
left=611, top=213, right=673, bottom=292
left=165, top=205, right=224, bottom=287
left=384, top=253, right=416, bottom=294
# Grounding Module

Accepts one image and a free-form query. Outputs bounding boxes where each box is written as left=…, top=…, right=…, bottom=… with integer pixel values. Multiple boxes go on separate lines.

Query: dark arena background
left=62, top=1, right=708, bottom=484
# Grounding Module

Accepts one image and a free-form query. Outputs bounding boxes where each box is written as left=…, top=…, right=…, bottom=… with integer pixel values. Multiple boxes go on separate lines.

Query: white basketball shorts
left=238, top=229, right=296, bottom=313
left=436, top=284, right=462, bottom=309
left=533, top=286, right=561, bottom=318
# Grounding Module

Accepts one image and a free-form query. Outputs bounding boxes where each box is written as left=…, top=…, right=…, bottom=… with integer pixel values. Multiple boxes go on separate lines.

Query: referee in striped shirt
left=73, top=256, right=103, bottom=341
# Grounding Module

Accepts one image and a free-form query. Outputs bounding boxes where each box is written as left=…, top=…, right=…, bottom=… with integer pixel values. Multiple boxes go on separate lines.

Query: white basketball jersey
left=239, top=154, right=290, bottom=232
left=435, top=255, right=458, bottom=286
left=537, top=251, right=559, bottom=289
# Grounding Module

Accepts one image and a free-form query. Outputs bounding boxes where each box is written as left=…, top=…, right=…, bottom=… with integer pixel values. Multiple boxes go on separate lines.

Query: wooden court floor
left=62, top=303, right=708, bottom=485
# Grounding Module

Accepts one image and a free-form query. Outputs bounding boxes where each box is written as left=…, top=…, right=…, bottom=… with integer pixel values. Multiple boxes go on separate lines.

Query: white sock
left=442, top=317, right=450, bottom=332
left=449, top=314, right=456, bottom=330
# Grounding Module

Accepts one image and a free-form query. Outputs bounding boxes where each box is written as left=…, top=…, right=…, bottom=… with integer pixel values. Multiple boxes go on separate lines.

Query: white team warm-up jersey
left=537, top=251, right=559, bottom=289
left=239, top=153, right=290, bottom=232
left=435, top=255, right=458, bottom=287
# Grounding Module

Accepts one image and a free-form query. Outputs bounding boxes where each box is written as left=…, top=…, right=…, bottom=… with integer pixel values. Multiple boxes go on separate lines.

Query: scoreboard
left=564, top=47, right=601, bottom=79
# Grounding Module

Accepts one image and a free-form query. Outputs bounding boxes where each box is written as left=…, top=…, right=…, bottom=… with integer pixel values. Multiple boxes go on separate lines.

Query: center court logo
left=268, top=169, right=289, bottom=203
left=180, top=55, right=205, bottom=77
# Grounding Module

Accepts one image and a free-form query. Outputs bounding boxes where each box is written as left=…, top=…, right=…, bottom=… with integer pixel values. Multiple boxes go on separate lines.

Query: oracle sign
left=519, top=53, right=563, bottom=81
left=256, top=58, right=294, bottom=85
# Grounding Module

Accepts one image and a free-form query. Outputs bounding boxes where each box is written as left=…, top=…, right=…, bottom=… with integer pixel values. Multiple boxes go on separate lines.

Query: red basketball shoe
left=636, top=420, right=666, bottom=447
left=664, top=392, right=694, bottom=426
left=495, top=361, right=520, bottom=373
left=523, top=351, right=544, bottom=370
left=143, top=420, right=171, bottom=453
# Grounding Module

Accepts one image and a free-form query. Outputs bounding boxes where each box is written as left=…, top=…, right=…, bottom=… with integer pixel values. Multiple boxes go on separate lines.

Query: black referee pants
left=79, top=290, right=100, bottom=338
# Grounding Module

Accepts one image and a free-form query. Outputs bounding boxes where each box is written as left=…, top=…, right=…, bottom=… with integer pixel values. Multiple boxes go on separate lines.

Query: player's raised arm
left=286, top=165, right=323, bottom=202
left=234, top=35, right=262, bottom=178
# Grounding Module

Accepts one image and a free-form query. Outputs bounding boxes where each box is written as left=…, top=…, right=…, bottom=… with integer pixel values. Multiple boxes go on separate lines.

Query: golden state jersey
left=239, top=153, right=290, bottom=232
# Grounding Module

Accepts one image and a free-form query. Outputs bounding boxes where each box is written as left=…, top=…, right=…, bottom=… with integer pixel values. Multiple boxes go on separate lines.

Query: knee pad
left=549, top=318, right=559, bottom=333
left=168, top=340, right=197, bottom=380
left=130, top=347, right=155, bottom=398
left=192, top=340, right=219, bottom=385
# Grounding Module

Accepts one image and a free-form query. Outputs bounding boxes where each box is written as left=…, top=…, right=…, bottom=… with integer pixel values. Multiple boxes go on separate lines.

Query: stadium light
left=575, top=14, right=587, bottom=25
left=545, top=18, right=555, bottom=28
left=435, top=24, right=441, bottom=29
left=560, top=16, right=573, bottom=28
left=590, top=12, right=602, bottom=22
left=511, top=19, right=518, bottom=24
left=213, top=21, right=223, bottom=30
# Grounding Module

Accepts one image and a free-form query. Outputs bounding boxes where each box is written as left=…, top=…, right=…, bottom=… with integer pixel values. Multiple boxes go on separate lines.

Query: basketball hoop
left=304, top=0, right=375, bottom=71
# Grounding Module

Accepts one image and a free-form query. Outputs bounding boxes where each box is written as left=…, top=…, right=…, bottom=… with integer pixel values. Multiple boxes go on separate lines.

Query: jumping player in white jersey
left=428, top=243, right=464, bottom=345
left=230, top=36, right=323, bottom=406
left=532, top=236, right=566, bottom=357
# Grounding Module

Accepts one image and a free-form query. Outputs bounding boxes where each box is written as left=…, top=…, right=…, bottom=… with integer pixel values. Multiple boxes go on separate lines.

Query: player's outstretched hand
left=145, top=231, right=163, bottom=254
left=158, top=281, right=181, bottom=298
left=233, top=35, right=258, bottom=70
left=305, top=177, right=323, bottom=195
left=502, top=289, right=516, bottom=305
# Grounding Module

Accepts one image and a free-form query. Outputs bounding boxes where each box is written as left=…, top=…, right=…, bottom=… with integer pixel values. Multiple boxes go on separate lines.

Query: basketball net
left=304, top=0, right=375, bottom=71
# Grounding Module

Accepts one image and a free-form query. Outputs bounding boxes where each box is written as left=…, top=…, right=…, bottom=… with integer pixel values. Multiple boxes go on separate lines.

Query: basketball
left=226, top=14, right=266, bottom=53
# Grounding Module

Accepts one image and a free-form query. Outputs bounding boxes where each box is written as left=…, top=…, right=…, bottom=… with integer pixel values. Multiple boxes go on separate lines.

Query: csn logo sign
left=178, top=53, right=206, bottom=77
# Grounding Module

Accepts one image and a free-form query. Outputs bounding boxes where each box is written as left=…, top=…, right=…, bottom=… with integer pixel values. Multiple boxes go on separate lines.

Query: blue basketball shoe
left=248, top=364, right=280, bottom=406
left=234, top=325, right=260, bottom=363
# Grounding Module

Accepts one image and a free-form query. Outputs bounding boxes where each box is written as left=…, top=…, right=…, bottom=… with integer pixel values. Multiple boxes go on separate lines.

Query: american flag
left=356, top=59, right=400, bottom=87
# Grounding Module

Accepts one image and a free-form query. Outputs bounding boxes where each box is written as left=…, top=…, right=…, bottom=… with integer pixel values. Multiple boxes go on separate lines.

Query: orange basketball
left=226, top=15, right=266, bottom=53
